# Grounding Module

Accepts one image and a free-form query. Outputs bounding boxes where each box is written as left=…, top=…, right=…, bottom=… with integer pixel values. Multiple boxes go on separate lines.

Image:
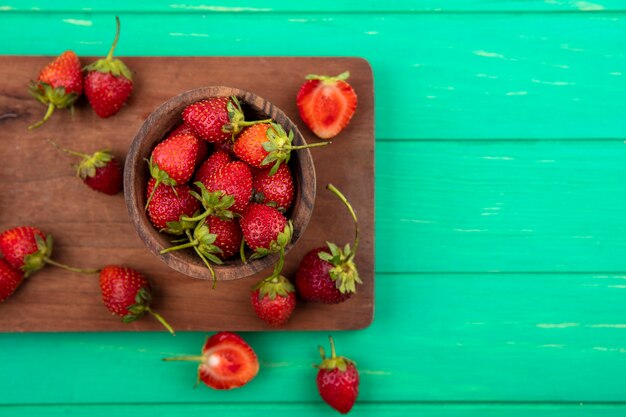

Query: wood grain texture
left=0, top=56, right=374, bottom=331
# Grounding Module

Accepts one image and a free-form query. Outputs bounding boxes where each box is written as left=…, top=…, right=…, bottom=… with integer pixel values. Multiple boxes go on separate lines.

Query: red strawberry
left=84, top=17, right=133, bottom=118
left=234, top=122, right=327, bottom=175
left=50, top=140, right=123, bottom=195
left=194, top=151, right=232, bottom=184
left=146, top=132, right=208, bottom=208
left=203, top=161, right=252, bottom=214
left=169, top=122, right=196, bottom=137
left=295, top=185, right=362, bottom=304
left=0, top=226, right=99, bottom=277
left=252, top=164, right=294, bottom=211
left=0, top=259, right=24, bottom=303
left=296, top=71, right=357, bottom=140
left=250, top=275, right=296, bottom=327
left=146, top=179, right=200, bottom=231
left=163, top=332, right=259, bottom=390
left=240, top=204, right=292, bottom=258
left=28, top=50, right=83, bottom=129
left=207, top=216, right=243, bottom=260
left=99, top=265, right=174, bottom=334
left=182, top=96, right=270, bottom=144
left=316, top=336, right=360, bottom=414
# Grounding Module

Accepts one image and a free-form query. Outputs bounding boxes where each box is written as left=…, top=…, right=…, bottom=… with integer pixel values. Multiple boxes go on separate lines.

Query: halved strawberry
left=163, top=332, right=259, bottom=390
left=296, top=71, right=357, bottom=139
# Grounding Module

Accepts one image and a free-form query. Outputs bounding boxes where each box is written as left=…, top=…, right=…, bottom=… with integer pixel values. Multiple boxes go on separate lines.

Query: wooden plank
left=0, top=56, right=374, bottom=331
left=1, top=0, right=624, bottom=13
left=2, top=403, right=626, bottom=417
left=1, top=13, right=625, bottom=139
left=376, top=140, right=626, bottom=272
left=2, top=274, right=626, bottom=403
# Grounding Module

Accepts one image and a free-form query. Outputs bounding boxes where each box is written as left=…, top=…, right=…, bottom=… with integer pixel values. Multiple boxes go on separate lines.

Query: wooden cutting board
left=0, top=56, right=374, bottom=332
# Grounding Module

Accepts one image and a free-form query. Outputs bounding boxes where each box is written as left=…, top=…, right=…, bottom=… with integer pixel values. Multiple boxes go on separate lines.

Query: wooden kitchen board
left=0, top=56, right=374, bottom=332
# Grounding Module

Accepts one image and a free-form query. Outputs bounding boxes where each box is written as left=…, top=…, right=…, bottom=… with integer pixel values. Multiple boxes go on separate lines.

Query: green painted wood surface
left=1, top=1, right=626, bottom=416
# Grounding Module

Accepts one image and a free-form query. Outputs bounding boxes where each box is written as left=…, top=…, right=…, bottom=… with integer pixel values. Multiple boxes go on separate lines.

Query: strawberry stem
left=44, top=258, right=100, bottom=274
left=237, top=118, right=272, bottom=128
left=162, top=355, right=205, bottom=362
left=48, top=139, right=91, bottom=159
left=193, top=245, right=217, bottom=288
left=240, top=238, right=247, bottom=263
left=145, top=178, right=160, bottom=210
left=147, top=307, right=175, bottom=335
left=288, top=141, right=331, bottom=151
left=327, top=184, right=359, bottom=257
left=181, top=211, right=210, bottom=223
left=160, top=239, right=198, bottom=254
left=329, top=335, right=337, bottom=358
left=106, top=16, right=121, bottom=61
left=28, top=103, right=55, bottom=130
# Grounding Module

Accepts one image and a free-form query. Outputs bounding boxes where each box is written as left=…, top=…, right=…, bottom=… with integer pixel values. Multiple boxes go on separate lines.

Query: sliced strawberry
left=296, top=71, right=357, bottom=139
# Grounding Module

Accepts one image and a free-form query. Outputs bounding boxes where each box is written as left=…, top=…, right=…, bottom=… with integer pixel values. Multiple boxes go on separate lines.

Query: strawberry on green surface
left=0, top=226, right=98, bottom=277
left=146, top=132, right=208, bottom=208
left=99, top=265, right=174, bottom=334
left=50, top=140, right=123, bottom=195
left=182, top=96, right=271, bottom=143
left=0, top=258, right=24, bottom=303
left=201, top=161, right=252, bottom=214
left=296, top=71, right=357, bottom=139
left=28, top=50, right=83, bottom=130
left=240, top=203, right=292, bottom=258
left=316, top=336, right=360, bottom=414
left=295, top=184, right=362, bottom=304
left=146, top=179, right=200, bottom=231
left=84, top=17, right=133, bottom=118
left=163, top=332, right=259, bottom=390
left=234, top=122, right=328, bottom=175
left=252, top=163, right=294, bottom=211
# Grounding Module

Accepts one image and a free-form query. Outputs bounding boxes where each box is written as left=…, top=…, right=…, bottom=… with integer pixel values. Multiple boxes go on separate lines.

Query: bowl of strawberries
left=124, top=86, right=318, bottom=282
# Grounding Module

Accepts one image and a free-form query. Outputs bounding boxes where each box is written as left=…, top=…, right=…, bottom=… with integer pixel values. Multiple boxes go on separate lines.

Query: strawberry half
left=0, top=258, right=24, bottom=303
left=296, top=71, right=357, bottom=140
left=163, top=332, right=259, bottom=390
left=28, top=50, right=83, bottom=129
left=316, top=336, right=360, bottom=414
left=84, top=17, right=133, bottom=118
left=99, top=265, right=174, bottom=334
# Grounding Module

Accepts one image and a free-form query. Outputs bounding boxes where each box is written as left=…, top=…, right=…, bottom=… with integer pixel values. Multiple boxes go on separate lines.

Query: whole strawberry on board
left=296, top=71, right=357, bottom=140
left=234, top=122, right=328, bottom=176
left=0, top=226, right=99, bottom=277
left=183, top=96, right=271, bottom=143
left=250, top=233, right=296, bottom=327
left=295, top=184, right=362, bottom=304
left=316, top=336, right=360, bottom=414
left=100, top=265, right=174, bottom=334
left=28, top=50, right=83, bottom=130
left=84, top=16, right=133, bottom=118
left=49, top=140, right=123, bottom=195
left=163, top=332, right=259, bottom=390
left=0, top=258, right=24, bottom=303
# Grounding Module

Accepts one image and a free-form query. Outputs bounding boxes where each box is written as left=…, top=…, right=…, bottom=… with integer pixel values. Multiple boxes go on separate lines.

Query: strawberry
left=194, top=151, right=232, bottom=184
left=206, top=216, right=243, bottom=260
left=28, top=50, right=83, bottom=129
left=240, top=203, right=292, bottom=258
left=182, top=96, right=270, bottom=143
left=251, top=275, right=296, bottom=327
left=146, top=132, right=208, bottom=208
left=202, top=161, right=252, bottom=214
left=169, top=122, right=196, bottom=137
left=295, top=185, right=362, bottom=304
left=99, top=265, right=174, bottom=334
left=234, top=122, right=327, bottom=175
left=163, top=332, right=259, bottom=390
left=84, top=17, right=133, bottom=118
left=0, top=258, right=24, bottom=303
left=0, top=226, right=99, bottom=276
left=316, top=336, right=360, bottom=414
left=296, top=71, right=358, bottom=139
left=252, top=164, right=294, bottom=211
left=146, top=179, right=200, bottom=231
left=50, top=140, right=122, bottom=195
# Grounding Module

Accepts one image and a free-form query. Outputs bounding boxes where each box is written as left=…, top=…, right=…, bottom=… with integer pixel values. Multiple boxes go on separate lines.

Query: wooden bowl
left=124, top=86, right=316, bottom=281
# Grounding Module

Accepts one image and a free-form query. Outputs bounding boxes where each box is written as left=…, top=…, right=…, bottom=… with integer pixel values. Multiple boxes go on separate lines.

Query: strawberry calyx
left=49, top=141, right=115, bottom=180
left=305, top=71, right=350, bottom=85
left=253, top=274, right=294, bottom=301
left=84, top=16, right=132, bottom=81
left=185, top=182, right=235, bottom=222
left=123, top=286, right=175, bottom=335
left=162, top=210, right=200, bottom=235
left=318, top=184, right=362, bottom=294
left=316, top=336, right=354, bottom=373
left=261, top=122, right=329, bottom=176
left=222, top=96, right=271, bottom=138
left=27, top=82, right=79, bottom=130
left=249, top=220, right=293, bottom=260
left=145, top=157, right=178, bottom=209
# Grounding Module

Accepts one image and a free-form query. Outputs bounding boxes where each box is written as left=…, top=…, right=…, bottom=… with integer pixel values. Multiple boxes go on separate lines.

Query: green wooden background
left=2, top=1, right=626, bottom=415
